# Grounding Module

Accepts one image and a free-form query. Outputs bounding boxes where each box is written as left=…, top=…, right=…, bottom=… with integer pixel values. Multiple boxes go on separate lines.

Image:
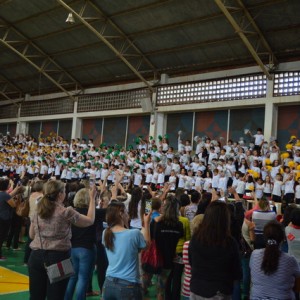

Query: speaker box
left=140, top=97, right=153, bottom=112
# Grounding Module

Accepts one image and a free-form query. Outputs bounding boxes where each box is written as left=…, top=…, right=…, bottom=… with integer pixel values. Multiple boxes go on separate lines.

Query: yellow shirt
left=176, top=216, right=191, bottom=254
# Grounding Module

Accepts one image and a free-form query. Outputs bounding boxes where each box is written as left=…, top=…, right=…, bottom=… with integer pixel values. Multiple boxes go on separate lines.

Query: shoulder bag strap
left=36, top=214, right=43, bottom=250
left=36, top=214, right=48, bottom=267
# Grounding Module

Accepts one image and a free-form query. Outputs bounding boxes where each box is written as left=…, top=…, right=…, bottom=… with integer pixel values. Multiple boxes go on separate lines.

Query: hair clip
left=267, top=239, right=277, bottom=246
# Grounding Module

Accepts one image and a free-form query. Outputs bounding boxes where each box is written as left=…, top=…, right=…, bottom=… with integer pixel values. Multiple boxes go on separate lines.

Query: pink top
left=30, top=203, right=80, bottom=251
left=245, top=203, right=260, bottom=220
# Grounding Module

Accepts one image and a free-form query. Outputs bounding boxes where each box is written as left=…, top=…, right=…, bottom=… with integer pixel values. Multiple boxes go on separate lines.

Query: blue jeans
left=241, top=257, right=250, bottom=298
left=64, top=246, right=96, bottom=300
left=103, top=277, right=142, bottom=300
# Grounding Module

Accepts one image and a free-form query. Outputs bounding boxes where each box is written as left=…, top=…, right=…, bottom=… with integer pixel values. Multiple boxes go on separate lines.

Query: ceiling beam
left=0, top=18, right=82, bottom=101
left=0, top=17, right=82, bottom=90
left=234, top=0, right=278, bottom=66
left=24, top=20, right=298, bottom=61
left=0, top=74, right=22, bottom=105
left=9, top=0, right=80, bottom=25
left=0, top=73, right=22, bottom=93
left=0, top=31, right=270, bottom=80
left=214, top=0, right=272, bottom=80
left=108, top=0, right=173, bottom=18
left=29, top=0, right=285, bottom=44
left=0, top=48, right=78, bottom=102
left=56, top=0, right=155, bottom=93
left=88, top=1, right=157, bottom=74
left=125, top=0, right=286, bottom=38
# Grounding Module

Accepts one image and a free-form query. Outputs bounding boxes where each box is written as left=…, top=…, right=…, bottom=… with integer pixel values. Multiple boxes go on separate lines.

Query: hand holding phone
left=89, top=179, right=95, bottom=187
left=145, top=200, right=152, bottom=215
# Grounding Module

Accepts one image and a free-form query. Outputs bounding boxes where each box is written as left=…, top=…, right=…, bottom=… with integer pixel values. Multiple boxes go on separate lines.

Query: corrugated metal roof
left=0, top=0, right=299, bottom=101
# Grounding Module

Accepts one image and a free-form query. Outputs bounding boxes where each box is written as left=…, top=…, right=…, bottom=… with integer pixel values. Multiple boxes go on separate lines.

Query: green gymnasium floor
left=0, top=244, right=157, bottom=299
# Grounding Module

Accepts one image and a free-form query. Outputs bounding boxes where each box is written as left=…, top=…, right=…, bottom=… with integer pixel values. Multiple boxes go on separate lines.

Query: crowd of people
left=0, top=128, right=300, bottom=300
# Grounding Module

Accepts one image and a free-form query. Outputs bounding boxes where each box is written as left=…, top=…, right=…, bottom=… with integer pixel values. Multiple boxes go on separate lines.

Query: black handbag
left=240, top=235, right=253, bottom=258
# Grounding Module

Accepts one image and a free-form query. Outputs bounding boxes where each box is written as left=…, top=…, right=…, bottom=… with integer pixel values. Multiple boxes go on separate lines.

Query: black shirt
left=71, top=207, right=106, bottom=249
left=0, top=191, right=13, bottom=221
left=188, top=236, right=242, bottom=297
left=151, top=220, right=183, bottom=269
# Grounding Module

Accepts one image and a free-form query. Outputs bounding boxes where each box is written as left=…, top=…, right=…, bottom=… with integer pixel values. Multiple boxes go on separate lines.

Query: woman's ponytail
left=104, top=227, right=115, bottom=251
left=260, top=221, right=284, bottom=275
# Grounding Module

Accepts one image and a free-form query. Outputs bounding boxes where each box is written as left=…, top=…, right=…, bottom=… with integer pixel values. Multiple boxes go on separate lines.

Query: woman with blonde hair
left=28, top=180, right=96, bottom=300
left=65, top=187, right=106, bottom=300
left=252, top=198, right=276, bottom=249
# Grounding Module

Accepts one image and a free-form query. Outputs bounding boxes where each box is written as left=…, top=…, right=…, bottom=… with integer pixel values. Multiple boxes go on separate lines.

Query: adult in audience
left=189, top=201, right=242, bottom=300
left=286, top=208, right=300, bottom=263
left=102, top=201, right=150, bottom=300
left=0, top=178, right=23, bottom=261
left=151, top=195, right=184, bottom=300
left=65, top=188, right=105, bottom=300
left=250, top=220, right=300, bottom=300
left=252, top=198, right=277, bottom=249
left=24, top=180, right=44, bottom=265
left=28, top=180, right=96, bottom=300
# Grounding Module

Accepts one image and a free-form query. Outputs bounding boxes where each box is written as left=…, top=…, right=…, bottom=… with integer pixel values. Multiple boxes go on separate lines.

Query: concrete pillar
left=17, top=121, right=28, bottom=135
left=155, top=112, right=167, bottom=141
left=71, top=101, right=82, bottom=139
left=264, top=102, right=278, bottom=142
left=264, top=79, right=277, bottom=142
left=160, top=73, right=169, bottom=84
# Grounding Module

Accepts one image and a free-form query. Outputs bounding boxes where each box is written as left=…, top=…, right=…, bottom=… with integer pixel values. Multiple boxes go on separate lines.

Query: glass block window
left=157, top=74, right=267, bottom=105
left=20, top=98, right=74, bottom=117
left=273, top=71, right=300, bottom=97
left=77, top=88, right=150, bottom=112
left=0, top=104, right=18, bottom=118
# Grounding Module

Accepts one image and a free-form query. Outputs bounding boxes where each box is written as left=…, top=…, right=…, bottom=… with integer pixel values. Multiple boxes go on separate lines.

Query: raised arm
left=141, top=212, right=151, bottom=248
left=159, top=183, right=171, bottom=201
left=75, top=186, right=96, bottom=227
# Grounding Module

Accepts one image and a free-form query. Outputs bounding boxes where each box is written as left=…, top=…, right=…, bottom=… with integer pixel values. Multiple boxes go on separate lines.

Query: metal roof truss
left=57, top=0, right=156, bottom=93
left=0, top=19, right=80, bottom=101
left=215, top=0, right=278, bottom=80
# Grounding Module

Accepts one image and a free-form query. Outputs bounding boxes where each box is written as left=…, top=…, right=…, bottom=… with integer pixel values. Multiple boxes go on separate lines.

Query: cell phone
left=89, top=179, right=95, bottom=187
left=17, top=180, right=22, bottom=186
left=145, top=200, right=152, bottom=215
left=143, top=185, right=148, bottom=189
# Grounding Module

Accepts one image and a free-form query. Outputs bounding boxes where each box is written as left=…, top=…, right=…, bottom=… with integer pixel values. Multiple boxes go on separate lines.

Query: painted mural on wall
left=82, top=119, right=103, bottom=146
left=277, top=105, right=300, bottom=148
left=103, top=117, right=127, bottom=147
left=126, top=115, right=150, bottom=148
left=194, top=110, right=228, bottom=144
left=166, top=112, right=193, bottom=148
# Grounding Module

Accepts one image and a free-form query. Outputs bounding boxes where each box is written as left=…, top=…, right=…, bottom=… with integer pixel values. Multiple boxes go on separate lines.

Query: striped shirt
left=250, top=249, right=300, bottom=299
left=252, top=210, right=276, bottom=236
left=181, top=241, right=191, bottom=297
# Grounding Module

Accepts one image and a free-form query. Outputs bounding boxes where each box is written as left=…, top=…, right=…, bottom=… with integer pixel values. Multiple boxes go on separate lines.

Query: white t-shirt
left=272, top=180, right=283, bottom=197
left=130, top=201, right=142, bottom=229
left=254, top=134, right=264, bottom=146
left=168, top=175, right=177, bottom=190
left=284, top=180, right=295, bottom=194
left=296, top=185, right=300, bottom=199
